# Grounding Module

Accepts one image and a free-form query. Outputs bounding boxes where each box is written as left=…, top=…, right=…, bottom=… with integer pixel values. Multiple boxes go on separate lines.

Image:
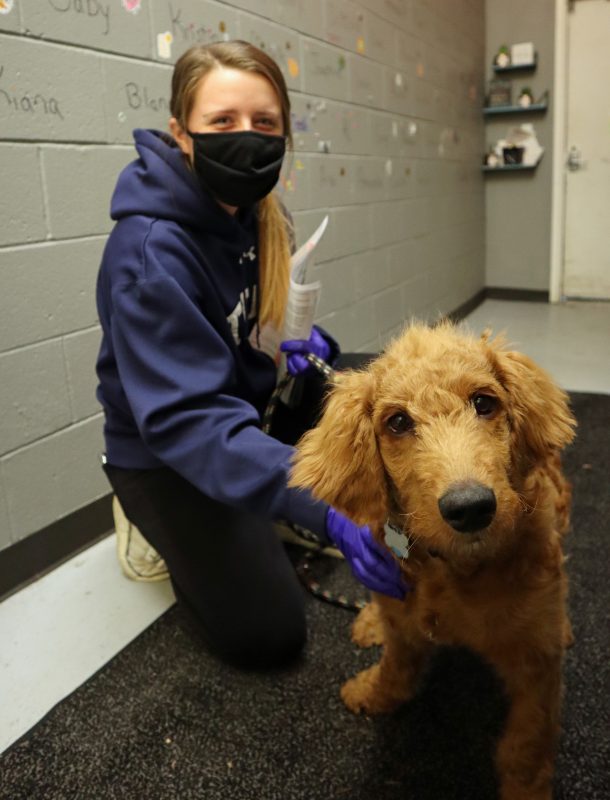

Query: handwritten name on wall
left=47, top=0, right=111, bottom=35
left=0, top=65, right=64, bottom=119
left=124, top=82, right=169, bottom=113
left=44, top=0, right=141, bottom=35
left=169, top=2, right=227, bottom=44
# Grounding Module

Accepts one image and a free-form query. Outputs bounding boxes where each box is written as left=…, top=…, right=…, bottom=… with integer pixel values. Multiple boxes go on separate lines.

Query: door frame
left=549, top=0, right=568, bottom=303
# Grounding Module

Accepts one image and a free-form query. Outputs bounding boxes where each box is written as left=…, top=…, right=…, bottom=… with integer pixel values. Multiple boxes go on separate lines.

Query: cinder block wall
left=0, top=0, right=485, bottom=551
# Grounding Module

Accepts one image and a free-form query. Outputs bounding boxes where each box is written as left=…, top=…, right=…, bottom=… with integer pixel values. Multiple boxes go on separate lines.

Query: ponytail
left=257, top=193, right=292, bottom=332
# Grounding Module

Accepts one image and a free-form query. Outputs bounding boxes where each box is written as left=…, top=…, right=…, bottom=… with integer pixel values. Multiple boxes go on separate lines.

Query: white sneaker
left=113, top=495, right=169, bottom=582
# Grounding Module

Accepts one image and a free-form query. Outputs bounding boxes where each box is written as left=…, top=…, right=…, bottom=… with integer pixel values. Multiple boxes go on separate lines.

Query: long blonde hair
left=170, top=41, right=293, bottom=332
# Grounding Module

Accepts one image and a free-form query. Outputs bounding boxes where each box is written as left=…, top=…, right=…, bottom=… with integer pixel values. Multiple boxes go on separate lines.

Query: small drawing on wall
left=0, top=0, right=15, bottom=14
left=287, top=58, right=299, bottom=78
left=122, top=0, right=142, bottom=13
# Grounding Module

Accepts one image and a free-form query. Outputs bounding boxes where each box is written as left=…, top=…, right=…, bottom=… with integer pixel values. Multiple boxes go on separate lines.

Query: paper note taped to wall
left=157, top=32, right=173, bottom=60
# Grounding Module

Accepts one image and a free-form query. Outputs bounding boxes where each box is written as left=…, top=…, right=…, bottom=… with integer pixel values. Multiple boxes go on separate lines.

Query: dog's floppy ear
left=289, top=368, right=389, bottom=527
left=490, top=346, right=576, bottom=471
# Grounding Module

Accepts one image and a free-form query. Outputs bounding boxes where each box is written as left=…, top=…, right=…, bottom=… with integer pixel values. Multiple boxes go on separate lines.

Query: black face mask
left=187, top=130, right=286, bottom=208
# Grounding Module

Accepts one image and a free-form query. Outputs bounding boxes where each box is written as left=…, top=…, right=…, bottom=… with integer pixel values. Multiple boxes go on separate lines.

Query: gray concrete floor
left=463, top=299, right=610, bottom=395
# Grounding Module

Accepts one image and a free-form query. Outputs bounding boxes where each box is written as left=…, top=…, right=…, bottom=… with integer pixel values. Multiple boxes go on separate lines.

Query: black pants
left=104, top=354, right=373, bottom=670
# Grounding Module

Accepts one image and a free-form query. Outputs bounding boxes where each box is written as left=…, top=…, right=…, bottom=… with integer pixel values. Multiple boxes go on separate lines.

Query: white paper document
left=283, top=215, right=328, bottom=342
left=249, top=215, right=329, bottom=369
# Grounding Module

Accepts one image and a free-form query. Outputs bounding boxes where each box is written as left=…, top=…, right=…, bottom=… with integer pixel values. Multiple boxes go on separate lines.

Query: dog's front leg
left=494, top=652, right=563, bottom=800
left=341, top=598, right=430, bottom=715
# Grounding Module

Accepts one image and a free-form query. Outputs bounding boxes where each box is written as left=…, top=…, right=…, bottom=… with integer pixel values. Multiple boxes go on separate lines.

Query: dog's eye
left=472, top=393, right=498, bottom=418
left=386, top=412, right=414, bottom=435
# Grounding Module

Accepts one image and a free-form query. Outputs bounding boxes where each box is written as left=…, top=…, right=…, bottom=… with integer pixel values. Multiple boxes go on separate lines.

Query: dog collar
left=384, top=520, right=411, bottom=559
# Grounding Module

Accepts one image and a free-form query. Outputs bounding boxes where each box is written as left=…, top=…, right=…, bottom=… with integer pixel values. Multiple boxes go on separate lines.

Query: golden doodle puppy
left=290, top=321, right=576, bottom=800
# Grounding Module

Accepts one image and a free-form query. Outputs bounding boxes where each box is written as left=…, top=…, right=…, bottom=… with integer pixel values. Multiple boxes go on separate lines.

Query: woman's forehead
left=193, top=67, right=281, bottom=112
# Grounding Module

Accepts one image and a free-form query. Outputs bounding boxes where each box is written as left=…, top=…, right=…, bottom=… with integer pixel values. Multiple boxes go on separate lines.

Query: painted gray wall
left=485, top=0, right=555, bottom=290
left=0, top=0, right=485, bottom=549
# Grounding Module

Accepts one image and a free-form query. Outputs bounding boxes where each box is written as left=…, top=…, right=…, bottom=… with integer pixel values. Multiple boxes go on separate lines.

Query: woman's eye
left=386, top=413, right=414, bottom=435
left=256, top=117, right=277, bottom=128
left=212, top=116, right=231, bottom=125
left=472, top=394, right=498, bottom=418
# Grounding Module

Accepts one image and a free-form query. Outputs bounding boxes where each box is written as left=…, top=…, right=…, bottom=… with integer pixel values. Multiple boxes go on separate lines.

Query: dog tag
left=384, top=521, right=411, bottom=559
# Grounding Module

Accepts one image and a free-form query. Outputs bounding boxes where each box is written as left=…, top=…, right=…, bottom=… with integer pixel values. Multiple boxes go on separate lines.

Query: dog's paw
left=351, top=603, right=384, bottom=648
left=340, top=666, right=406, bottom=715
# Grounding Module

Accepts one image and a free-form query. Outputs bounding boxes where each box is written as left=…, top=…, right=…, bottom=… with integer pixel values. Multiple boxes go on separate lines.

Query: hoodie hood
left=111, top=129, right=250, bottom=234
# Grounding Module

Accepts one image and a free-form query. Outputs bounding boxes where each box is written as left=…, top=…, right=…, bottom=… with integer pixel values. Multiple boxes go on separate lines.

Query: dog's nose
left=438, top=482, right=497, bottom=533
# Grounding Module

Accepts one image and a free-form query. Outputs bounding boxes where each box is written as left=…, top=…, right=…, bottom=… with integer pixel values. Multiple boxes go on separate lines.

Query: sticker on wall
left=295, top=159, right=305, bottom=171
left=287, top=58, right=299, bottom=78
left=157, top=31, right=173, bottom=60
left=0, top=0, right=15, bottom=14
left=338, top=55, right=346, bottom=71
left=385, top=159, right=393, bottom=176
left=292, top=114, right=308, bottom=132
left=392, top=120, right=398, bottom=138
left=280, top=172, right=295, bottom=192
left=356, top=36, right=365, bottom=55
left=395, top=72, right=403, bottom=89
left=416, top=62, right=425, bottom=79
left=122, top=0, right=142, bottom=13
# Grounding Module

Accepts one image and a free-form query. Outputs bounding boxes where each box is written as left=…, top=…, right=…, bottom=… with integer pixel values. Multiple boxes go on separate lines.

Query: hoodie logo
left=227, top=286, right=257, bottom=345
left=239, top=245, right=256, bottom=264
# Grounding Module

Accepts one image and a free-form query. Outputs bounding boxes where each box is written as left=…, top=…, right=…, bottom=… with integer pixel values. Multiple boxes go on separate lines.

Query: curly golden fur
left=290, top=322, right=576, bottom=800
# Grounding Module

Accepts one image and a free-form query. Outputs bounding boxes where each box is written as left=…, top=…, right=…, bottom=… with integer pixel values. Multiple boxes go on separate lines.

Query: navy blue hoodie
left=96, top=129, right=328, bottom=535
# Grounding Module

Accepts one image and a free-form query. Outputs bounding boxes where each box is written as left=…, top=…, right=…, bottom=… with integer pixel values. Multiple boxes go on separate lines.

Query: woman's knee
left=174, top=580, right=307, bottom=669
left=216, top=601, right=307, bottom=670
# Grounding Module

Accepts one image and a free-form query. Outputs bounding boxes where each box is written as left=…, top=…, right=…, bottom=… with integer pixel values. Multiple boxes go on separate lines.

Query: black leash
left=263, top=354, right=366, bottom=613
left=296, top=547, right=367, bottom=612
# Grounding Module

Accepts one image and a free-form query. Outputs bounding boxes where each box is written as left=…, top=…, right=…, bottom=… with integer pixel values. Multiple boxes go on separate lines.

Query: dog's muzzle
left=438, top=481, right=497, bottom=533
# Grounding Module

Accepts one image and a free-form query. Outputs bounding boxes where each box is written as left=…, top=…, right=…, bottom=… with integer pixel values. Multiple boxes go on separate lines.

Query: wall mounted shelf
left=482, top=158, right=543, bottom=173
left=484, top=47, right=545, bottom=173
left=484, top=99, right=547, bottom=116
left=493, top=58, right=537, bottom=74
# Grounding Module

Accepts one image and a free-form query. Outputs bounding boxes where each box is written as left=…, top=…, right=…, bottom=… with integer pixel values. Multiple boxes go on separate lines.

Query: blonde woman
left=96, top=42, right=405, bottom=669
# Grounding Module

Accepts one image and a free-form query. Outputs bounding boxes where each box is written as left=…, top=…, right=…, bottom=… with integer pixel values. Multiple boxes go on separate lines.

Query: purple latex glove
left=280, top=326, right=331, bottom=377
left=325, top=507, right=407, bottom=600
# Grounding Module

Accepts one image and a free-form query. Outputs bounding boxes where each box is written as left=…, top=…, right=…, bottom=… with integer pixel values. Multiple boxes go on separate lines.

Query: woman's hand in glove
left=280, top=326, right=331, bottom=377
left=325, top=507, right=408, bottom=600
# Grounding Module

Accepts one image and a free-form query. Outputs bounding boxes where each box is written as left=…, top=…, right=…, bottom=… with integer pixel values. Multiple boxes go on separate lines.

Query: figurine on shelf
left=518, top=87, right=534, bottom=108
left=494, top=45, right=511, bottom=68
left=484, top=149, right=501, bottom=168
left=483, top=123, right=545, bottom=170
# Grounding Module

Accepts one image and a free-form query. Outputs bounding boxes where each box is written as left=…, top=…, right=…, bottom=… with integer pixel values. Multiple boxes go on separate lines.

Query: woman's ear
left=489, top=346, right=576, bottom=472
left=169, top=117, right=192, bottom=159
left=289, top=369, right=389, bottom=527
